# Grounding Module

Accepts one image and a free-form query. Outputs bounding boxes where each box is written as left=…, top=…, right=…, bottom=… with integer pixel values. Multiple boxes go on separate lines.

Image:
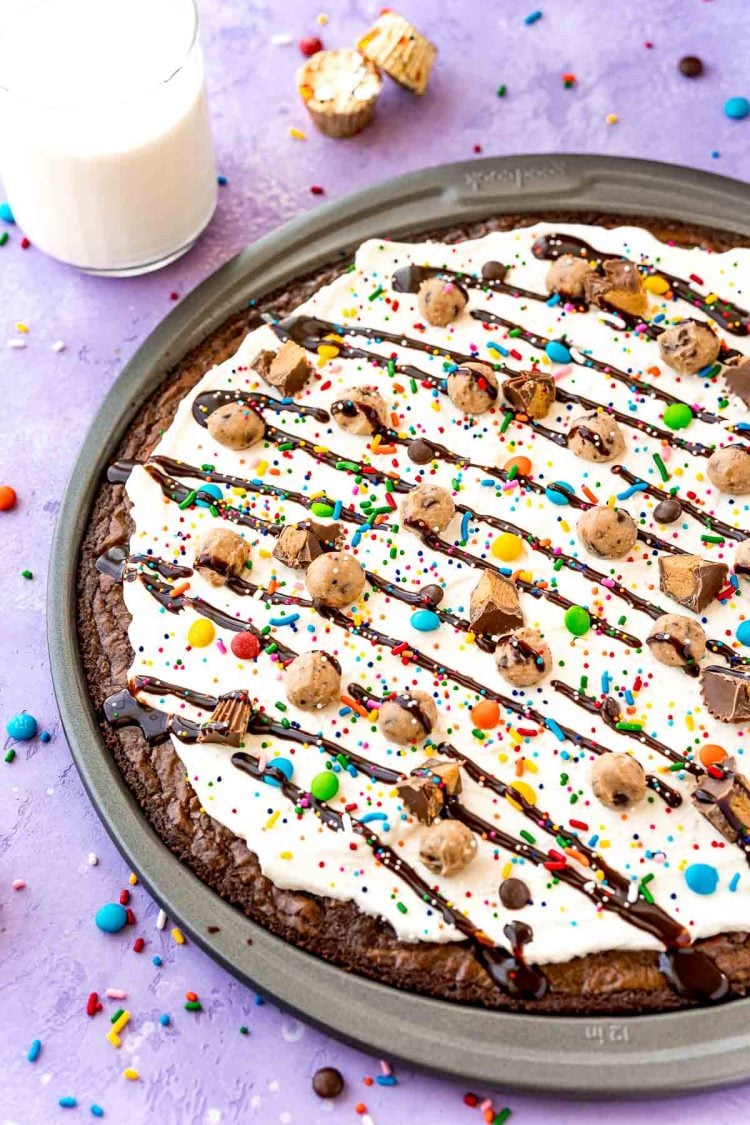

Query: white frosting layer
left=123, top=222, right=750, bottom=966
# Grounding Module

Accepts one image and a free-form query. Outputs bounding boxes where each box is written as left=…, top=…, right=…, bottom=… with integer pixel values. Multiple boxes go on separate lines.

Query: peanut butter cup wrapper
left=357, top=12, right=437, bottom=95
left=297, top=48, right=382, bottom=139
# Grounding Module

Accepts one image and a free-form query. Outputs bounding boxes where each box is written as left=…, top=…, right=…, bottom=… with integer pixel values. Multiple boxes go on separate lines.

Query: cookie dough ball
left=379, top=691, right=438, bottom=744
left=206, top=401, right=264, bottom=450
left=591, top=753, right=647, bottom=810
left=658, top=319, right=720, bottom=375
left=401, top=484, right=455, bottom=534
left=707, top=445, right=750, bottom=495
left=306, top=551, right=366, bottom=607
left=494, top=627, right=551, bottom=687
left=447, top=362, right=498, bottom=414
left=332, top=386, right=389, bottom=435
left=647, top=613, right=706, bottom=669
left=568, top=411, right=625, bottom=463
left=417, top=278, right=467, bottom=327
left=419, top=820, right=477, bottom=877
left=285, top=651, right=341, bottom=710
left=194, top=528, right=250, bottom=587
left=576, top=506, right=638, bottom=559
left=545, top=254, right=590, bottom=299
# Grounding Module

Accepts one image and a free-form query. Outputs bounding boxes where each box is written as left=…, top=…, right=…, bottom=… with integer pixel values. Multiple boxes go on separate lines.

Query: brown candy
left=707, top=444, right=750, bottom=495
left=502, top=370, right=556, bottom=420
left=568, top=410, right=625, bottom=462
left=646, top=613, right=706, bottom=670
left=576, top=505, right=637, bottom=559
left=447, top=362, right=498, bottom=414
left=252, top=340, right=312, bottom=395
left=679, top=55, right=704, bottom=78
left=653, top=497, right=683, bottom=524
left=417, top=277, right=467, bottom=327
left=194, top=528, right=251, bottom=587
left=305, top=551, right=366, bottom=607
left=418, top=756, right=463, bottom=796
left=591, top=752, right=647, bottom=810
left=692, top=758, right=750, bottom=842
left=401, top=483, right=455, bottom=534
left=657, top=318, right=720, bottom=376
left=583, top=258, right=647, bottom=317
left=499, top=877, right=531, bottom=910
left=701, top=667, right=750, bottom=723
left=545, top=254, right=590, bottom=300
left=469, top=570, right=524, bottom=636
left=379, top=691, right=437, bottom=744
left=724, top=358, right=750, bottom=407
left=312, top=1067, right=344, bottom=1099
left=419, top=820, right=477, bottom=877
left=273, top=520, right=340, bottom=569
left=199, top=691, right=252, bottom=748
left=658, top=554, right=728, bottom=613
left=396, top=776, right=444, bottom=824
left=331, top=386, right=388, bottom=434
left=206, top=400, right=265, bottom=450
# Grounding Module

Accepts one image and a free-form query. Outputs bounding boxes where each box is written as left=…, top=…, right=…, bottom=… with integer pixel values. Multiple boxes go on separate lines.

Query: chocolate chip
left=653, top=497, right=683, bottom=524
left=499, top=877, right=531, bottom=909
left=679, top=55, right=704, bottom=78
left=407, top=439, right=435, bottom=464
left=312, top=1067, right=344, bottom=1098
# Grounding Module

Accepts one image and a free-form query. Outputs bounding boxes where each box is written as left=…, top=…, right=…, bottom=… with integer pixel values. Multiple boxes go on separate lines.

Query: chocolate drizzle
left=612, top=465, right=749, bottom=543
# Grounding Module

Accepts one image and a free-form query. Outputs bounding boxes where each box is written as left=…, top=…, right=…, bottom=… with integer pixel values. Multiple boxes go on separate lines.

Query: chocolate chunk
left=417, top=756, right=463, bottom=796
left=396, top=775, right=444, bottom=824
left=499, top=877, right=531, bottom=910
left=679, top=55, right=704, bottom=78
left=482, top=260, right=508, bottom=282
left=502, top=370, right=556, bottom=420
left=407, top=438, right=435, bottom=465
left=658, top=554, right=728, bottom=613
left=312, top=1067, right=344, bottom=1098
left=724, top=358, right=750, bottom=407
left=701, top=667, right=750, bottom=723
left=653, top=497, right=683, bottom=524
left=199, top=691, right=252, bottom=747
left=583, top=257, right=647, bottom=316
left=469, top=570, right=524, bottom=636
left=273, top=521, right=340, bottom=569
left=692, top=758, right=750, bottom=841
left=252, top=340, right=312, bottom=395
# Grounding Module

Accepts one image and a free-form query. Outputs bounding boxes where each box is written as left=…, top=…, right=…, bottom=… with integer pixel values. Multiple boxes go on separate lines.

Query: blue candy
left=410, top=609, right=441, bottom=632
left=0, top=201, right=14, bottom=223
left=6, top=712, right=38, bottom=740
left=684, top=863, right=719, bottom=896
left=737, top=621, right=750, bottom=647
left=545, top=340, right=571, bottom=364
left=264, top=757, right=293, bottom=787
left=724, top=96, right=750, bottom=120
left=94, top=902, right=128, bottom=933
left=196, top=483, right=222, bottom=508
left=545, top=481, right=574, bottom=505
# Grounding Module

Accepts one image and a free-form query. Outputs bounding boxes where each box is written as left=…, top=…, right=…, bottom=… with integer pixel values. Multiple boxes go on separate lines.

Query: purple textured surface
left=3, top=0, right=750, bottom=1120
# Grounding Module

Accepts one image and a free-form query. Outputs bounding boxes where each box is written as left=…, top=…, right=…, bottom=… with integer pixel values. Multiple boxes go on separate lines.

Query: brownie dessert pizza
left=78, top=212, right=750, bottom=1014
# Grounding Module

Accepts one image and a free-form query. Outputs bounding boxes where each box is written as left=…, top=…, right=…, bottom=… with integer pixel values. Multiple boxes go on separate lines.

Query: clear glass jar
left=0, top=0, right=217, bottom=275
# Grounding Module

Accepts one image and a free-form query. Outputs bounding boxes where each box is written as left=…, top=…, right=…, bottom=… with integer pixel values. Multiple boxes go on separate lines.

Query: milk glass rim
left=0, top=0, right=200, bottom=109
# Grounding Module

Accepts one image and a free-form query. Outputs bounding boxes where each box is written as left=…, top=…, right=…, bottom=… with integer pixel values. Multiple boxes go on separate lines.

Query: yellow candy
left=491, top=532, right=523, bottom=562
left=187, top=618, right=215, bottom=648
left=643, top=275, right=669, bottom=295
left=506, top=781, right=537, bottom=809
left=316, top=344, right=340, bottom=362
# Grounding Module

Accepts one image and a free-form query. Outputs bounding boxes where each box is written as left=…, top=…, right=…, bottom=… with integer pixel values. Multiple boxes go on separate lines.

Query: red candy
left=231, top=632, right=261, bottom=660
left=299, top=36, right=323, bottom=56
left=0, top=485, right=17, bottom=511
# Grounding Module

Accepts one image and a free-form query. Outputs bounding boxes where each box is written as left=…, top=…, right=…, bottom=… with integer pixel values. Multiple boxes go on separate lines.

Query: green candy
left=310, top=501, right=334, bottom=518
left=564, top=605, right=591, bottom=637
left=310, top=770, right=339, bottom=801
left=662, top=403, right=694, bottom=430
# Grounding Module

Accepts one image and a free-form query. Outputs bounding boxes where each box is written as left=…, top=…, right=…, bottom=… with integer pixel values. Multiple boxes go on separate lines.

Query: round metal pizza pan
left=50, top=154, right=750, bottom=1097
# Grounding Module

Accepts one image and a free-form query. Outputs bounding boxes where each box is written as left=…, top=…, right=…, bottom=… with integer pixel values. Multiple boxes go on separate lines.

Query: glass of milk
left=0, top=0, right=217, bottom=275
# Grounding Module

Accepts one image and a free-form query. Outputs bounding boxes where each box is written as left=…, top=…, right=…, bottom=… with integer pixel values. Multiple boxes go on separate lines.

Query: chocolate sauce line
left=555, top=386, right=713, bottom=459
left=611, top=465, right=749, bottom=543
left=274, top=313, right=479, bottom=367
left=532, top=232, right=750, bottom=338
left=192, top=388, right=330, bottom=425
left=551, top=680, right=700, bottom=776
left=392, top=262, right=550, bottom=306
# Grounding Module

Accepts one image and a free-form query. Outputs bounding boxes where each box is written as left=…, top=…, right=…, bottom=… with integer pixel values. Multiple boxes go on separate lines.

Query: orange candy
left=503, top=456, right=532, bottom=476
left=699, top=744, right=727, bottom=768
left=0, top=484, right=17, bottom=511
left=471, top=699, right=500, bottom=730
